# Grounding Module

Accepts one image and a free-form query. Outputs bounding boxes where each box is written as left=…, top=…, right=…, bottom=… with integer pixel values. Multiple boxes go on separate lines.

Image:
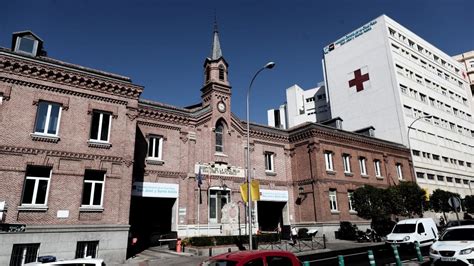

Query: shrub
left=337, top=221, right=358, bottom=240
left=188, top=236, right=214, bottom=246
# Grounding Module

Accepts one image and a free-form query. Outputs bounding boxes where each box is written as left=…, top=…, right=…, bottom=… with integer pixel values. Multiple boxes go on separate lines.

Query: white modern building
left=323, top=14, right=474, bottom=197
left=267, top=83, right=330, bottom=129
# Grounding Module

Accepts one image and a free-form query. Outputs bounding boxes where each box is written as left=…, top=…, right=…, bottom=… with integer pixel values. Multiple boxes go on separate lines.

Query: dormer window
left=12, top=31, right=44, bottom=57
left=15, top=36, right=38, bottom=55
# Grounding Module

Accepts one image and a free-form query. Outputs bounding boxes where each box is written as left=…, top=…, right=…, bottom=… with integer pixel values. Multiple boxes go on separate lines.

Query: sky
left=2, top=0, right=473, bottom=125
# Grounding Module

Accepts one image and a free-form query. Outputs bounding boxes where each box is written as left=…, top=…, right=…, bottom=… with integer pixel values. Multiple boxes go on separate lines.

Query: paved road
left=298, top=244, right=430, bottom=266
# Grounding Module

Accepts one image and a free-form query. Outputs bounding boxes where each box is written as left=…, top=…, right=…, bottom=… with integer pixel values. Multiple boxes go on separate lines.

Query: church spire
left=210, top=15, right=222, bottom=60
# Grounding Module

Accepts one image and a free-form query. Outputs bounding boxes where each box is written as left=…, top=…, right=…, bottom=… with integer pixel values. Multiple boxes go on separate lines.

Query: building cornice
left=0, top=52, right=143, bottom=100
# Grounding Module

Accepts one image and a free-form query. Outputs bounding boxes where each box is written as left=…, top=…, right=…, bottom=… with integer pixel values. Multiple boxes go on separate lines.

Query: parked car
left=200, top=250, right=302, bottom=266
left=430, top=225, right=474, bottom=265
left=25, top=258, right=105, bottom=265
left=442, top=220, right=474, bottom=231
left=386, top=218, right=438, bottom=248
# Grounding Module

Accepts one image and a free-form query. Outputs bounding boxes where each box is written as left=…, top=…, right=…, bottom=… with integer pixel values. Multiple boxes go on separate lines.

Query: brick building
left=0, top=31, right=143, bottom=265
left=0, top=28, right=414, bottom=264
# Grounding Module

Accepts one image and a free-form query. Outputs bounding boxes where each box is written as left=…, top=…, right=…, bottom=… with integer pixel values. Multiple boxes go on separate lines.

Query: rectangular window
left=348, top=191, right=355, bottom=212
left=416, top=172, right=425, bottom=179
left=446, top=177, right=453, bottom=182
left=412, top=150, right=420, bottom=156
left=437, top=175, right=444, bottom=181
left=396, top=164, right=403, bottom=180
left=34, top=101, right=62, bottom=136
left=432, top=154, right=440, bottom=161
left=21, top=166, right=51, bottom=206
left=342, top=154, right=351, bottom=173
left=463, top=180, right=469, bottom=185
left=264, top=152, right=275, bottom=172
left=10, top=243, right=40, bottom=266
left=359, top=157, right=367, bottom=175
left=455, top=178, right=461, bottom=184
left=81, top=170, right=105, bottom=207
left=329, top=189, right=338, bottom=211
left=324, top=151, right=334, bottom=171
left=374, top=160, right=382, bottom=177
left=75, top=241, right=99, bottom=259
left=427, top=174, right=435, bottom=180
left=467, top=162, right=472, bottom=168
left=147, top=136, right=163, bottom=160
left=209, top=189, right=230, bottom=223
left=90, top=111, right=111, bottom=142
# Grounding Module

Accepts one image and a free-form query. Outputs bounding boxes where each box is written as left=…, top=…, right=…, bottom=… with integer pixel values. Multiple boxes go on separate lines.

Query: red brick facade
left=0, top=30, right=414, bottom=264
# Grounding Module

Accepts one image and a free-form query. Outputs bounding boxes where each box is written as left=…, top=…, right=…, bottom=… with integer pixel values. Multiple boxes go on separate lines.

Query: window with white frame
left=264, top=152, right=275, bottom=172
left=324, top=151, right=334, bottom=171
left=147, top=136, right=163, bottom=160
left=348, top=191, right=355, bottom=212
left=396, top=163, right=403, bottom=180
left=75, top=241, right=99, bottom=259
left=342, top=154, right=351, bottom=173
left=21, top=166, right=51, bottom=206
left=81, top=170, right=105, bottom=207
left=329, top=189, right=338, bottom=211
left=90, top=111, right=111, bottom=142
left=34, top=101, right=62, bottom=136
left=359, top=157, right=367, bottom=175
left=374, top=160, right=382, bottom=177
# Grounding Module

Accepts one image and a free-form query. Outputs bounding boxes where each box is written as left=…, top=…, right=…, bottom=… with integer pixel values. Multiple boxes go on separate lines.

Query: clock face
left=217, top=102, right=226, bottom=113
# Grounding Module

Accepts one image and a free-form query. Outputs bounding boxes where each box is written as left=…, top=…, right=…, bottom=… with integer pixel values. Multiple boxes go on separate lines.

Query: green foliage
left=371, top=217, right=396, bottom=236
left=185, top=233, right=279, bottom=247
left=463, top=195, right=474, bottom=214
left=429, top=189, right=460, bottom=214
left=352, top=185, right=389, bottom=220
left=389, top=181, right=426, bottom=217
left=336, top=221, right=358, bottom=240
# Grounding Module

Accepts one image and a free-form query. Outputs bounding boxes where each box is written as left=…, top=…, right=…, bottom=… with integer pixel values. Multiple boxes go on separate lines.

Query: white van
left=386, top=218, right=438, bottom=247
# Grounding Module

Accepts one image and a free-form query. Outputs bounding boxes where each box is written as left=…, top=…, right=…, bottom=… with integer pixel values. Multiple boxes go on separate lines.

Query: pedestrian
left=439, top=216, right=446, bottom=227
left=291, top=226, right=298, bottom=245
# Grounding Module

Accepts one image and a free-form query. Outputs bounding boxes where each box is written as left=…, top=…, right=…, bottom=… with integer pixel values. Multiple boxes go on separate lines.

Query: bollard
left=415, top=242, right=423, bottom=262
left=302, top=261, right=310, bottom=266
left=391, top=245, right=402, bottom=266
left=338, top=255, right=345, bottom=266
left=209, top=247, right=212, bottom=257
left=367, top=250, right=376, bottom=266
left=228, top=248, right=231, bottom=253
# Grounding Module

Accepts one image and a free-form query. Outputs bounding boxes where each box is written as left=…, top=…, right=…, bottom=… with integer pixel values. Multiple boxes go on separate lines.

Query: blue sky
left=2, top=0, right=473, bottom=124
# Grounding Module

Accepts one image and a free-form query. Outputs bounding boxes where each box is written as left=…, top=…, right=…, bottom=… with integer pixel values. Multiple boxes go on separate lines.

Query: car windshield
left=441, top=228, right=474, bottom=241
left=202, top=259, right=238, bottom=266
left=392, top=224, right=416, bottom=233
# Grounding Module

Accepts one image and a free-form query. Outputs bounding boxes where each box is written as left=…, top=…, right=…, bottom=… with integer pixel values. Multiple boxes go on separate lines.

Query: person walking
left=291, top=226, right=298, bottom=245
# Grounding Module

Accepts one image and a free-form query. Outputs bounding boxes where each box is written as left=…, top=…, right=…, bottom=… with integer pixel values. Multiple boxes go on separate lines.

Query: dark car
left=443, top=220, right=474, bottom=231
left=200, top=250, right=302, bottom=266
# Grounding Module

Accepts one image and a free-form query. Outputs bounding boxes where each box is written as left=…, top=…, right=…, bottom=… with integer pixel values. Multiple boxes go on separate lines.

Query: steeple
left=209, top=16, right=222, bottom=60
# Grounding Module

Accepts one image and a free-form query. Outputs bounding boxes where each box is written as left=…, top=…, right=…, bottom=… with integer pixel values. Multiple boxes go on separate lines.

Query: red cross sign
left=348, top=69, right=369, bottom=92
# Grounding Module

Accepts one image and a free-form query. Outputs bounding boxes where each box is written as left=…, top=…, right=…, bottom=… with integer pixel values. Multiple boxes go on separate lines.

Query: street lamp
left=406, top=115, right=432, bottom=180
left=246, top=61, right=275, bottom=250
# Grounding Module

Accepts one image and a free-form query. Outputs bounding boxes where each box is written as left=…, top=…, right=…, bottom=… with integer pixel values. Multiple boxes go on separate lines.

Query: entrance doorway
left=129, top=197, right=176, bottom=251
left=209, top=188, right=230, bottom=224
left=257, top=201, right=286, bottom=232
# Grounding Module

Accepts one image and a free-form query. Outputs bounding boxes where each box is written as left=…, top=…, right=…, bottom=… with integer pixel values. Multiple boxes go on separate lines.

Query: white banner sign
left=132, top=182, right=179, bottom=198
left=194, top=163, right=245, bottom=178
left=259, top=189, right=288, bottom=202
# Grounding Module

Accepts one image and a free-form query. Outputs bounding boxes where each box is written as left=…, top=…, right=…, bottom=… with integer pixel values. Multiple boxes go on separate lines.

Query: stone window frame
left=329, top=189, right=338, bottom=212
left=264, top=151, right=276, bottom=175
left=88, top=110, right=112, bottom=146
left=324, top=151, right=334, bottom=172
left=32, top=101, right=63, bottom=138
left=396, top=163, right=403, bottom=180
left=342, top=153, right=352, bottom=174
left=359, top=157, right=367, bottom=176
left=374, top=159, right=382, bottom=178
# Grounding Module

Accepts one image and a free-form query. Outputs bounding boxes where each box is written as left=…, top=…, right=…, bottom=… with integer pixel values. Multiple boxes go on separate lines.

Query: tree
left=430, top=189, right=460, bottom=221
left=352, top=185, right=390, bottom=220
left=464, top=195, right=474, bottom=214
left=389, top=181, right=426, bottom=218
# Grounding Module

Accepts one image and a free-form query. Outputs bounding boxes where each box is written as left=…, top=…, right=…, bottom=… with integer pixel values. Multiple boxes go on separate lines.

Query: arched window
left=215, top=122, right=224, bottom=152
left=218, top=65, right=225, bottom=81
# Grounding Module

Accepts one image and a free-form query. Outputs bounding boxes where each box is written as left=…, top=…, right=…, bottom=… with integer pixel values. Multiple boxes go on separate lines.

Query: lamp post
left=246, top=61, right=275, bottom=250
left=406, top=115, right=433, bottom=179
